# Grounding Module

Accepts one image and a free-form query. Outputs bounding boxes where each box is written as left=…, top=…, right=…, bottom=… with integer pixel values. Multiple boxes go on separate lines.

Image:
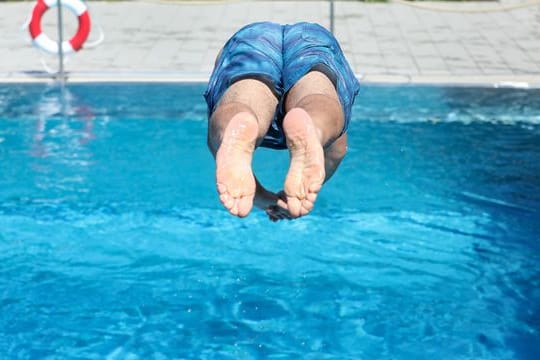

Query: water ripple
left=1, top=84, right=539, bottom=358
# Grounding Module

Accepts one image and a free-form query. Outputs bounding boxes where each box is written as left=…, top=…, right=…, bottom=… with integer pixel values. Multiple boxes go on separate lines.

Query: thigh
left=204, top=22, right=283, bottom=119
left=284, top=70, right=339, bottom=111
left=282, top=22, right=360, bottom=132
left=216, top=78, right=279, bottom=136
left=283, top=70, right=345, bottom=148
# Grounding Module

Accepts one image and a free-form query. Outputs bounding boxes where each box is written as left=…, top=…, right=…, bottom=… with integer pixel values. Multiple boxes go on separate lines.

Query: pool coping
left=1, top=72, right=539, bottom=89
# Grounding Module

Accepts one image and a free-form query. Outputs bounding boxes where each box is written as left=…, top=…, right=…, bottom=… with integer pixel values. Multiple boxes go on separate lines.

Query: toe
left=309, top=181, right=323, bottom=193
left=306, top=191, right=318, bottom=205
left=230, top=198, right=241, bottom=217
left=220, top=193, right=234, bottom=210
left=217, top=182, right=227, bottom=194
left=277, top=198, right=288, bottom=210
left=300, top=199, right=314, bottom=216
left=287, top=196, right=302, bottom=218
left=237, top=196, right=253, bottom=217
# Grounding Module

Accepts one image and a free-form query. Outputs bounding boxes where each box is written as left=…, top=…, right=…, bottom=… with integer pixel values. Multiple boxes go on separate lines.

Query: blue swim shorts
left=204, top=22, right=360, bottom=149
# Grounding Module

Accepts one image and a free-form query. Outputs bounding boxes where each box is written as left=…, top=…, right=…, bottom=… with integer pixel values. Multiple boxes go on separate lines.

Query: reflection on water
left=31, top=85, right=95, bottom=159
left=8, top=85, right=98, bottom=200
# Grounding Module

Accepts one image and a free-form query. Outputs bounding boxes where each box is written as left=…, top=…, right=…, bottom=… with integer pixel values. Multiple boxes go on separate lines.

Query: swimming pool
left=0, top=83, right=539, bottom=359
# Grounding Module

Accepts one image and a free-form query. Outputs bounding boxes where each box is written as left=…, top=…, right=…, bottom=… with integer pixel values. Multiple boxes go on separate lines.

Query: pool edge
left=1, top=72, right=539, bottom=89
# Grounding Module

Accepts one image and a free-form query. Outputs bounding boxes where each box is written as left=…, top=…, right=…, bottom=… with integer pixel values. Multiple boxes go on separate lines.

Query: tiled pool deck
left=1, top=0, right=539, bottom=85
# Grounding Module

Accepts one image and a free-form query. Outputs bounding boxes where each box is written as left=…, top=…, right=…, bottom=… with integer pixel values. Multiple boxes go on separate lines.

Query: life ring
left=29, top=0, right=91, bottom=55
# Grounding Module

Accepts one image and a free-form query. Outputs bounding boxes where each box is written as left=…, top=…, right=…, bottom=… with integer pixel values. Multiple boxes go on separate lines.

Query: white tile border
left=1, top=72, right=540, bottom=89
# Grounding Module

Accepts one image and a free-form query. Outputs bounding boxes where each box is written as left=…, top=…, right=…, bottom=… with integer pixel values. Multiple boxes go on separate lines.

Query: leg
left=280, top=70, right=345, bottom=218
left=323, top=132, right=348, bottom=181
left=208, top=79, right=277, bottom=217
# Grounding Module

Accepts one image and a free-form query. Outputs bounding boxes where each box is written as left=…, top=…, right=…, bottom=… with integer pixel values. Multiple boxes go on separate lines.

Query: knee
left=329, top=134, right=348, bottom=157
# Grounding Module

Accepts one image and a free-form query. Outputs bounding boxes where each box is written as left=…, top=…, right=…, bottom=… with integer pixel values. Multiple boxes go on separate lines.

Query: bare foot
left=215, top=112, right=258, bottom=217
left=281, top=108, right=325, bottom=218
left=254, top=185, right=292, bottom=222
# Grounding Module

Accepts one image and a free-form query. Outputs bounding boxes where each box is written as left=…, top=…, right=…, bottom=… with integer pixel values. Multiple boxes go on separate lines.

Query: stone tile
left=357, top=66, right=386, bottom=75
left=1, top=1, right=539, bottom=81
left=527, top=51, right=540, bottom=63
left=499, top=48, right=537, bottom=65
left=409, top=43, right=440, bottom=57
left=419, top=69, right=453, bottom=76
left=509, top=62, right=540, bottom=73
left=386, top=67, right=419, bottom=76
left=444, top=58, right=477, bottom=70
left=415, top=56, right=448, bottom=71
left=352, top=39, right=380, bottom=56
left=405, top=30, right=434, bottom=44
left=514, top=39, right=540, bottom=51
left=354, top=54, right=386, bottom=68
left=378, top=40, right=409, bottom=55
left=451, top=67, right=482, bottom=76
left=481, top=67, right=514, bottom=75
left=435, top=42, right=470, bottom=61
left=366, top=5, right=396, bottom=27
left=385, top=55, right=417, bottom=70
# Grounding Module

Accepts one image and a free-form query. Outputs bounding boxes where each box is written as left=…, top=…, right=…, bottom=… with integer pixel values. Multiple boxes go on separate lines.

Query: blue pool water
left=0, top=83, right=539, bottom=359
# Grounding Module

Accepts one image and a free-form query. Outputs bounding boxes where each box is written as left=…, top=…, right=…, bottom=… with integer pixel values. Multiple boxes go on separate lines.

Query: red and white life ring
left=29, top=0, right=91, bottom=55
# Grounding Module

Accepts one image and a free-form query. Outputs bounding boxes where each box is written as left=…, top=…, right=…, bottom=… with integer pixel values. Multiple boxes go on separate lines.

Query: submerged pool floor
left=0, top=84, right=539, bottom=359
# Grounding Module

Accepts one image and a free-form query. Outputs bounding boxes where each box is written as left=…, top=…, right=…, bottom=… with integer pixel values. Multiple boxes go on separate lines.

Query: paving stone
left=0, top=1, right=538, bottom=83
left=409, top=43, right=440, bottom=57
left=451, top=67, right=482, bottom=75
left=415, top=56, right=448, bottom=71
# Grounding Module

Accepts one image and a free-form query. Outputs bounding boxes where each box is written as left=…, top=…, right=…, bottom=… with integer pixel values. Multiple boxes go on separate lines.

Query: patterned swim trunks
left=204, top=22, right=360, bottom=149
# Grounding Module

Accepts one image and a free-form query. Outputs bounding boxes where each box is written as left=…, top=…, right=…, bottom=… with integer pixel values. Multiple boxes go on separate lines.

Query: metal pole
left=56, top=0, right=65, bottom=82
left=329, top=0, right=335, bottom=34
